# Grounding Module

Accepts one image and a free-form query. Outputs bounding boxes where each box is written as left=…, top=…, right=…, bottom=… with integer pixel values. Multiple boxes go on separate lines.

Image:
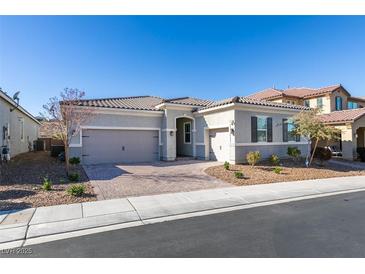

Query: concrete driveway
left=83, top=160, right=231, bottom=200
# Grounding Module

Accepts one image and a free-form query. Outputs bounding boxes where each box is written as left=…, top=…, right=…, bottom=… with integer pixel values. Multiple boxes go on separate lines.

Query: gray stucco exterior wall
left=0, top=97, right=39, bottom=158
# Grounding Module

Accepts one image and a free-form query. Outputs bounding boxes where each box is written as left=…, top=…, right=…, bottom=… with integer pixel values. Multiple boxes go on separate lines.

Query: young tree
left=292, top=109, right=340, bottom=167
left=42, top=88, right=94, bottom=174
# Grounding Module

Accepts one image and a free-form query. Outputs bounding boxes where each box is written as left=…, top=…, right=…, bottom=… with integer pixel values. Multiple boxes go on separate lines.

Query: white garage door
left=209, top=128, right=230, bottom=162
left=82, top=129, right=159, bottom=165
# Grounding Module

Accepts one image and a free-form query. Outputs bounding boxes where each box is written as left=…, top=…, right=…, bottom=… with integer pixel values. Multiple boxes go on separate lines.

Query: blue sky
left=1, top=16, right=365, bottom=116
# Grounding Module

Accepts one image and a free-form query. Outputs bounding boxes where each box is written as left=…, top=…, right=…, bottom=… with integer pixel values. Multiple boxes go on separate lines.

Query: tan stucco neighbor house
left=248, top=84, right=365, bottom=160
left=69, top=95, right=310, bottom=165
left=0, top=89, right=40, bottom=158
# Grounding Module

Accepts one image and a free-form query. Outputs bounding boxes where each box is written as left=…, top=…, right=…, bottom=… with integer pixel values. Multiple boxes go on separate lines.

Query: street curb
left=1, top=186, right=365, bottom=250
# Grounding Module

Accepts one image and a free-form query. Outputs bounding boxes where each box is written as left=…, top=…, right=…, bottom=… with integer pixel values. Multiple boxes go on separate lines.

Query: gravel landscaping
left=205, top=159, right=365, bottom=186
left=0, top=152, right=96, bottom=211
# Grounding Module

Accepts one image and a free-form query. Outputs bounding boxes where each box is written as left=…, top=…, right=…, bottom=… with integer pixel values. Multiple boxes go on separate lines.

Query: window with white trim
left=257, top=116, right=267, bottom=142
left=184, top=122, right=191, bottom=144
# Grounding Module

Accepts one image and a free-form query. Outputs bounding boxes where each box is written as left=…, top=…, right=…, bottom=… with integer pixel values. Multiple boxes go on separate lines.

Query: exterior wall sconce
left=170, top=131, right=174, bottom=136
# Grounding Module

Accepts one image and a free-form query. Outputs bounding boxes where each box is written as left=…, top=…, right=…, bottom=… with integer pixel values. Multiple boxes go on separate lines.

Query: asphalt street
left=3, top=191, right=365, bottom=258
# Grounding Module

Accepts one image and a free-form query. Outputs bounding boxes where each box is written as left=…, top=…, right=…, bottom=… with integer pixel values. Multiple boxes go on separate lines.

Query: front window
left=184, top=122, right=191, bottom=144
left=317, top=97, right=323, bottom=110
left=335, top=96, right=343, bottom=111
left=304, top=100, right=310, bottom=107
left=257, top=117, right=267, bottom=142
left=348, top=101, right=359, bottom=109
left=287, top=118, right=296, bottom=142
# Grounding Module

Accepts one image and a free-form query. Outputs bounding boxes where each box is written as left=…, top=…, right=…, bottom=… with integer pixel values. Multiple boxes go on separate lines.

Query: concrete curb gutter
left=1, top=175, right=365, bottom=250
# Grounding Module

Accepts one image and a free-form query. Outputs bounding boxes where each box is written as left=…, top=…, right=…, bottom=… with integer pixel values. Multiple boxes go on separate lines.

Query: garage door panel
left=82, top=129, right=159, bottom=165
left=209, top=128, right=230, bottom=162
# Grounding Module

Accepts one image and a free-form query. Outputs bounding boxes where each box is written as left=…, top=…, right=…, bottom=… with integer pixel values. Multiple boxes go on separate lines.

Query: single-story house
left=69, top=95, right=310, bottom=165
left=0, top=89, right=40, bottom=158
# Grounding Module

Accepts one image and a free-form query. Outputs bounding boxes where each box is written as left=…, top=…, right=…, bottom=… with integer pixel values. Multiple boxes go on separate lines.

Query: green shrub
left=223, top=161, right=230, bottom=170
left=68, top=172, right=80, bottom=182
left=287, top=147, right=301, bottom=160
left=273, top=167, right=283, bottom=174
left=67, top=184, right=85, bottom=197
left=312, top=147, right=332, bottom=165
left=42, top=177, right=52, bottom=191
left=246, top=151, right=261, bottom=167
left=234, top=171, right=244, bottom=179
left=269, top=154, right=280, bottom=166
left=69, top=157, right=81, bottom=165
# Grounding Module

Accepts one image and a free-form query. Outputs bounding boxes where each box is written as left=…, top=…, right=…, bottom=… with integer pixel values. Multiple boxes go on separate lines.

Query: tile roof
left=196, top=96, right=310, bottom=112
left=246, top=88, right=284, bottom=100
left=163, top=97, right=214, bottom=107
left=284, top=84, right=342, bottom=98
left=247, top=84, right=345, bottom=100
left=318, top=108, right=365, bottom=123
left=75, top=96, right=164, bottom=111
left=75, top=94, right=310, bottom=113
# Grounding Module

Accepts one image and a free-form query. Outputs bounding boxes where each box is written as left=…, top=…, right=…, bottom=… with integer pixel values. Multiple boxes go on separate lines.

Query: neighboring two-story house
left=0, top=89, right=40, bottom=159
left=248, top=84, right=365, bottom=160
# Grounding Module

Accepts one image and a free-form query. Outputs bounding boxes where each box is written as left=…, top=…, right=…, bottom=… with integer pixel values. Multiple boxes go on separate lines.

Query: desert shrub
left=287, top=147, right=301, bottom=160
left=67, top=184, right=85, bottom=197
left=269, top=154, right=280, bottom=166
left=273, top=167, right=283, bottom=174
left=246, top=151, right=261, bottom=167
left=234, top=171, right=244, bottom=179
left=312, top=147, right=332, bottom=165
left=68, top=172, right=80, bottom=182
left=69, top=157, right=81, bottom=165
left=42, top=177, right=52, bottom=191
left=223, top=161, right=230, bottom=170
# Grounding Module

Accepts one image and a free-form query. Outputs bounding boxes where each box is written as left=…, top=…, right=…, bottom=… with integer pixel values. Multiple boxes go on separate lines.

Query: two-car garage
left=81, top=129, right=160, bottom=165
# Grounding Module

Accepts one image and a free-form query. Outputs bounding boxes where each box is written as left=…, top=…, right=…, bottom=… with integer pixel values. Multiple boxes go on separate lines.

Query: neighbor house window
left=304, top=100, right=310, bottom=107
left=348, top=101, right=359, bottom=109
left=316, top=97, right=324, bottom=110
left=335, top=96, right=343, bottom=111
left=283, top=118, right=300, bottom=142
left=20, top=118, right=24, bottom=141
left=184, top=122, right=191, bottom=144
left=251, top=116, right=273, bottom=143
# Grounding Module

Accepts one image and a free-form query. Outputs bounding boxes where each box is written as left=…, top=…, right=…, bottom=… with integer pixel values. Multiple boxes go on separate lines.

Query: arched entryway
left=176, top=117, right=194, bottom=158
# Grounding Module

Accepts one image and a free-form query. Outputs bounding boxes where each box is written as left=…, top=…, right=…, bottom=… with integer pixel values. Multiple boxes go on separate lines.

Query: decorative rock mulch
left=0, top=151, right=96, bottom=211
left=205, top=159, right=365, bottom=186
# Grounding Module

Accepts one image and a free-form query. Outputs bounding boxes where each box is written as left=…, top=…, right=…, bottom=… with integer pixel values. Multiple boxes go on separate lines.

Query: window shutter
left=267, top=117, right=273, bottom=142
left=251, top=116, right=257, bottom=143
left=282, top=118, right=288, bottom=142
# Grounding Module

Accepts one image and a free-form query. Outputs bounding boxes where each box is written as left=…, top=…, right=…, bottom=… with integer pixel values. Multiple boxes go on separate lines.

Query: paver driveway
left=83, top=160, right=231, bottom=200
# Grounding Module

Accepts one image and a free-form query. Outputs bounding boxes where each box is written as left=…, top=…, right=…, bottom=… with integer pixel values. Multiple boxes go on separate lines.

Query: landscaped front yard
left=205, top=159, right=365, bottom=186
left=0, top=152, right=96, bottom=211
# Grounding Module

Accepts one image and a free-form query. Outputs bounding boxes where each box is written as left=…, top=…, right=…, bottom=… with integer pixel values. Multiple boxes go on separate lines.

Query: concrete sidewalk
left=1, top=175, right=365, bottom=249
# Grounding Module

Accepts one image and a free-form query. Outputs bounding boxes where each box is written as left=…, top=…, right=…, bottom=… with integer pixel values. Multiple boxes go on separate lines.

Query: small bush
left=287, top=147, right=301, bottom=160
left=234, top=171, right=244, bottom=179
left=273, top=167, right=283, bottom=174
left=69, top=157, right=81, bottom=165
left=269, top=154, right=280, bottom=166
left=42, top=177, right=52, bottom=191
left=312, top=147, right=332, bottom=165
left=68, top=172, right=80, bottom=182
left=246, top=151, right=261, bottom=167
left=67, top=184, right=85, bottom=197
left=223, top=161, right=230, bottom=170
